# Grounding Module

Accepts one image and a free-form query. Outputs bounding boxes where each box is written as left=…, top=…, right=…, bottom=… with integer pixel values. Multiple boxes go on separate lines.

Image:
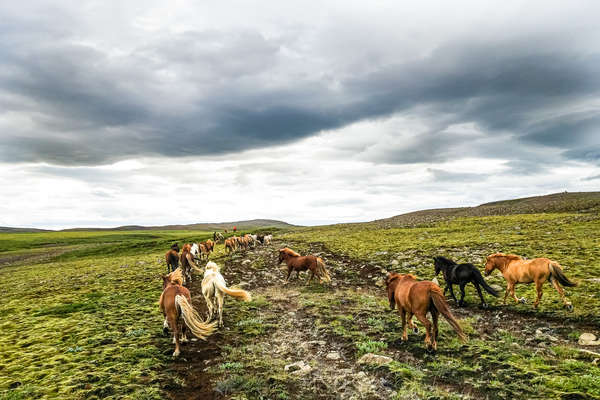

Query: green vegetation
left=2, top=194, right=600, bottom=399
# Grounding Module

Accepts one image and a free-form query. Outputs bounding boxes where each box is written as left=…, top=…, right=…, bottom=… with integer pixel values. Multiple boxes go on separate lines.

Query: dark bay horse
left=165, top=243, right=180, bottom=274
left=386, top=273, right=466, bottom=350
left=159, top=271, right=216, bottom=356
left=433, top=256, right=499, bottom=308
left=278, top=247, right=331, bottom=284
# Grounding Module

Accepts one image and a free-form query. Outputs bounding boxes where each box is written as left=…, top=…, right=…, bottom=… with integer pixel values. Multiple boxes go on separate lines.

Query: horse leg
left=473, top=281, right=487, bottom=308
left=550, top=277, right=572, bottom=310
left=431, top=309, right=439, bottom=351
left=407, top=312, right=418, bottom=333
left=306, top=271, right=314, bottom=285
left=400, top=309, right=407, bottom=340
left=285, top=266, right=292, bottom=283
left=503, top=285, right=510, bottom=304
left=459, top=283, right=467, bottom=307
left=448, top=284, right=458, bottom=303
left=533, top=279, right=544, bottom=308
left=204, top=292, right=214, bottom=320
left=181, top=323, right=188, bottom=343
left=414, top=313, right=433, bottom=349
left=218, top=291, right=224, bottom=328
left=168, top=314, right=181, bottom=357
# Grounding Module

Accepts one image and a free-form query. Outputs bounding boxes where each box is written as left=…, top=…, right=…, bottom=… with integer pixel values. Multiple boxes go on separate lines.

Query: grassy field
left=1, top=198, right=600, bottom=399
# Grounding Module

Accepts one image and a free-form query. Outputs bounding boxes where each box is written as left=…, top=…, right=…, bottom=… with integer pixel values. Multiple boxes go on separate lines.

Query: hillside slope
left=373, top=191, right=600, bottom=228
left=58, top=219, right=294, bottom=232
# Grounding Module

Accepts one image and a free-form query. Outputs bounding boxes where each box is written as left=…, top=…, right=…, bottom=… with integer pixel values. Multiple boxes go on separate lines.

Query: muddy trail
left=161, top=241, right=600, bottom=400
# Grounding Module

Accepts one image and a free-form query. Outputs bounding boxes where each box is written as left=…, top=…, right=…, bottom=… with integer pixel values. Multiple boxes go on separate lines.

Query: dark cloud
left=0, top=8, right=599, bottom=167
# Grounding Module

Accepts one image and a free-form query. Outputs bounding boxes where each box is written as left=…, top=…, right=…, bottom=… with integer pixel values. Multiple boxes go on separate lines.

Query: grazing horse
left=165, top=243, right=180, bottom=274
left=201, top=261, right=252, bottom=327
left=484, top=253, right=577, bottom=311
left=159, top=271, right=216, bottom=356
left=386, top=273, right=466, bottom=350
left=278, top=248, right=331, bottom=284
left=433, top=256, right=499, bottom=308
left=224, top=238, right=236, bottom=254
left=180, top=243, right=202, bottom=284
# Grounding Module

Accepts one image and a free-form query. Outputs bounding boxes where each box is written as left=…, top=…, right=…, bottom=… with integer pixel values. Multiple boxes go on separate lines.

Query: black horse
left=433, top=256, right=499, bottom=308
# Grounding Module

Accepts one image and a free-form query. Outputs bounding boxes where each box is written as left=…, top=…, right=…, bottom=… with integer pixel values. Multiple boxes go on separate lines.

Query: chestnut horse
left=165, top=243, right=180, bottom=274
left=386, top=273, right=466, bottom=350
left=484, top=253, right=577, bottom=311
left=224, top=238, right=236, bottom=254
left=159, top=271, right=216, bottom=356
left=278, top=248, right=331, bottom=284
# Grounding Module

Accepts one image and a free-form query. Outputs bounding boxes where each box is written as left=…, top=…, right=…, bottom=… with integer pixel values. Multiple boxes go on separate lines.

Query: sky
left=1, top=1, right=599, bottom=229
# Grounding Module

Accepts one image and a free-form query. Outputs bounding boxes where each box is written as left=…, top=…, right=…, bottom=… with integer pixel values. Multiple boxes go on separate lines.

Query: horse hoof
left=162, top=327, right=169, bottom=336
left=413, top=327, right=419, bottom=334
left=566, top=304, right=574, bottom=312
left=172, top=350, right=180, bottom=357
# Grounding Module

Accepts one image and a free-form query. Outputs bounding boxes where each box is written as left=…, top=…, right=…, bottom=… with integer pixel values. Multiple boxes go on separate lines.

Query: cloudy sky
left=1, top=1, right=599, bottom=229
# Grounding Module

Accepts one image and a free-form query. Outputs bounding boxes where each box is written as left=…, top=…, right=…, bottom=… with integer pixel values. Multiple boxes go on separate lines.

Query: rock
left=579, top=333, right=600, bottom=345
left=536, top=329, right=559, bottom=342
left=242, top=259, right=251, bottom=266
left=432, top=277, right=440, bottom=286
left=284, top=361, right=312, bottom=376
left=326, top=351, right=341, bottom=360
left=357, top=353, right=393, bottom=365
left=490, top=284, right=504, bottom=292
left=391, top=260, right=399, bottom=266
left=375, top=280, right=385, bottom=288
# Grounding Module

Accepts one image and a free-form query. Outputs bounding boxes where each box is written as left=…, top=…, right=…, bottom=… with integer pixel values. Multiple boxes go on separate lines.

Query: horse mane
left=434, top=256, right=456, bottom=266
left=182, top=243, right=192, bottom=252
left=166, top=268, right=184, bottom=285
left=488, top=252, right=523, bottom=261
left=206, top=261, right=219, bottom=271
left=280, top=247, right=300, bottom=257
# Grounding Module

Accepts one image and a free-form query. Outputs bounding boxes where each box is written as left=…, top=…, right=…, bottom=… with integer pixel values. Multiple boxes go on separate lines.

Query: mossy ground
left=1, top=212, right=600, bottom=399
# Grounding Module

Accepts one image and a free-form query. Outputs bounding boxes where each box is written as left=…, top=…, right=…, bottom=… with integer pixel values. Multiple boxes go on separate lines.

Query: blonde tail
left=213, top=281, right=252, bottom=301
left=175, top=295, right=216, bottom=340
left=316, top=258, right=331, bottom=283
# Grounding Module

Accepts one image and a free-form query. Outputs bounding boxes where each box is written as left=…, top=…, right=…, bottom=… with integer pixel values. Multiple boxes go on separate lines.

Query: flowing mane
left=487, top=252, right=523, bottom=262
left=166, top=268, right=184, bottom=286
left=280, top=247, right=301, bottom=257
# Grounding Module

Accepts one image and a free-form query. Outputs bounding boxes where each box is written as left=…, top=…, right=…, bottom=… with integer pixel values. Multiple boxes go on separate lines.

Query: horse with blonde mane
left=386, top=272, right=466, bottom=350
left=180, top=243, right=203, bottom=284
left=278, top=247, right=331, bottom=284
left=201, top=261, right=252, bottom=327
left=484, top=253, right=577, bottom=311
left=159, top=269, right=216, bottom=356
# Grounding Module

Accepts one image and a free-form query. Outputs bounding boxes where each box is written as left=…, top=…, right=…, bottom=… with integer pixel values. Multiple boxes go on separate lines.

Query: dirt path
left=162, top=241, right=600, bottom=400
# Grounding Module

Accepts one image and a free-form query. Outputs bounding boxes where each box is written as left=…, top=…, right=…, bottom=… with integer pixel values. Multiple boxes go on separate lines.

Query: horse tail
left=175, top=295, right=216, bottom=340
left=213, top=280, right=252, bottom=301
left=549, top=262, right=577, bottom=287
left=430, top=286, right=467, bottom=342
left=186, top=253, right=203, bottom=273
left=316, top=257, right=331, bottom=283
left=472, top=268, right=499, bottom=297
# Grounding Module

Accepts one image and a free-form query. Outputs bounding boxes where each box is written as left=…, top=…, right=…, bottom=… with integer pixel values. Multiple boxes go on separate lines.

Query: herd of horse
left=159, top=232, right=578, bottom=355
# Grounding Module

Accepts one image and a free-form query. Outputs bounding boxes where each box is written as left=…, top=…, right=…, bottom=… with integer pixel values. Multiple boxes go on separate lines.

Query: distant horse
left=192, top=240, right=215, bottom=261
left=433, top=256, right=499, bottom=308
left=278, top=247, right=331, bottom=284
left=224, top=238, right=236, bottom=254
left=201, top=261, right=252, bottom=327
left=165, top=243, right=180, bottom=274
left=159, top=272, right=216, bottom=356
left=484, top=253, right=577, bottom=311
left=386, top=273, right=466, bottom=350
left=180, top=243, right=202, bottom=284
left=263, top=234, right=272, bottom=245
left=213, top=232, right=224, bottom=242
left=256, top=234, right=265, bottom=244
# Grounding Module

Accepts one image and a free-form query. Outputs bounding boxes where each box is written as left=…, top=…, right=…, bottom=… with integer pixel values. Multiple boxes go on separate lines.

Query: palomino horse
left=386, top=273, right=466, bottom=350
left=180, top=243, right=202, bottom=284
left=484, top=253, right=577, bottom=311
left=433, top=256, right=499, bottom=308
left=159, top=269, right=216, bottom=356
left=165, top=243, right=180, bottom=274
left=201, top=261, right=252, bottom=327
left=278, top=248, right=331, bottom=284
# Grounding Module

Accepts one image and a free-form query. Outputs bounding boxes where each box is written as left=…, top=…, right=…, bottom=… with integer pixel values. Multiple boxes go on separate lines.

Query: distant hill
left=373, top=192, right=600, bottom=228
left=61, top=219, right=295, bottom=232
left=0, top=227, right=53, bottom=233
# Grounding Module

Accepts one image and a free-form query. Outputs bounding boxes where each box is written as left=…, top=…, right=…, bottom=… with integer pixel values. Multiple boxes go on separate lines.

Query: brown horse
left=278, top=248, right=331, bottom=284
left=165, top=243, right=179, bottom=274
left=484, top=253, right=577, bottom=311
left=386, top=273, right=466, bottom=350
left=180, top=243, right=202, bottom=284
left=159, top=271, right=216, bottom=356
left=224, top=238, right=236, bottom=254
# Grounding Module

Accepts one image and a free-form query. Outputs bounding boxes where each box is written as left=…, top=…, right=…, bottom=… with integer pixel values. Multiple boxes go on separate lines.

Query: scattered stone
left=490, top=284, right=504, bottom=292
left=241, top=259, right=251, bottom=266
left=391, top=260, right=399, bottom=266
left=579, top=333, right=600, bottom=346
left=357, top=353, right=393, bottom=365
left=326, top=351, right=341, bottom=360
left=284, top=361, right=312, bottom=375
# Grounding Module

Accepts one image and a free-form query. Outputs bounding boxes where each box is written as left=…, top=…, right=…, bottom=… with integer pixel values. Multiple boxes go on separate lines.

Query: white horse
left=263, top=234, right=272, bottom=245
left=201, top=262, right=251, bottom=327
